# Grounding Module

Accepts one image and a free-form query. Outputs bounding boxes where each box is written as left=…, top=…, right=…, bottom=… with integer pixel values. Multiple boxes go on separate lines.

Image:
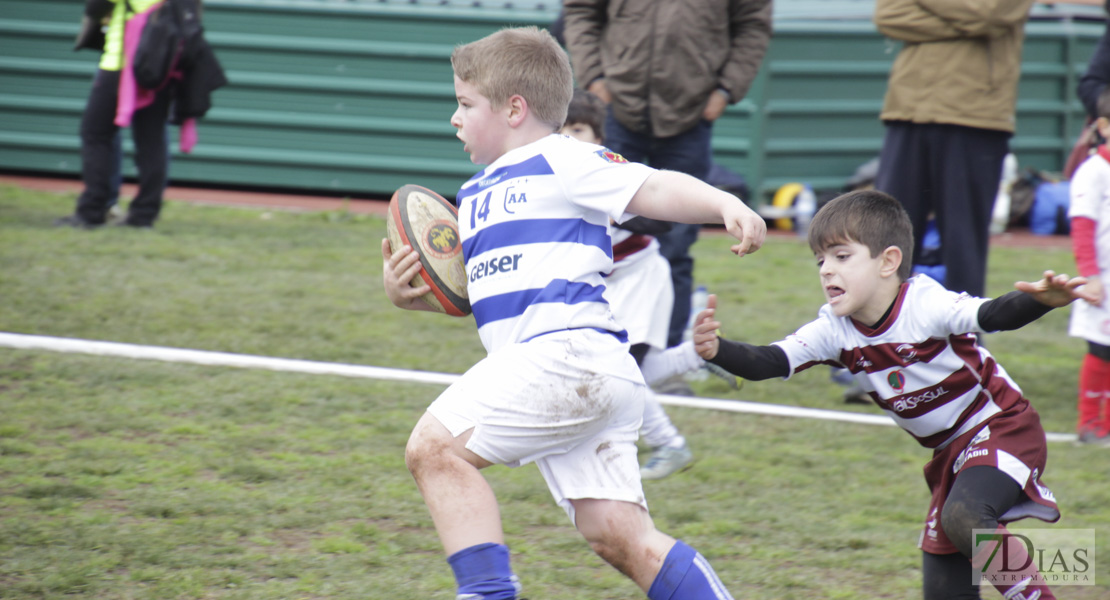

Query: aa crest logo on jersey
left=596, top=149, right=629, bottom=164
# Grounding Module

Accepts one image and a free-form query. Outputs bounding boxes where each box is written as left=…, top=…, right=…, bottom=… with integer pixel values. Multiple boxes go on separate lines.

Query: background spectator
left=562, top=0, right=773, bottom=356
left=57, top=0, right=180, bottom=229
left=872, top=0, right=1036, bottom=297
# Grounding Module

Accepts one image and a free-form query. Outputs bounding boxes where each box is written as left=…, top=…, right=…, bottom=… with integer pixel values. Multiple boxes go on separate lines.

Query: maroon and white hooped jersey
left=773, top=275, right=1027, bottom=449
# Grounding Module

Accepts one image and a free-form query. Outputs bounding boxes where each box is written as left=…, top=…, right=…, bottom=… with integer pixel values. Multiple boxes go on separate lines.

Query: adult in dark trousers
left=562, top=0, right=772, bottom=349
left=872, top=0, right=1035, bottom=298
left=58, top=0, right=175, bottom=229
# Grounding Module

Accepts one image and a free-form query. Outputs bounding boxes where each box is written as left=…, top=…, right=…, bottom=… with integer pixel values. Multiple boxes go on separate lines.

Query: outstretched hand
left=722, top=200, right=767, bottom=257
left=692, top=293, right=722, bottom=360
left=381, top=238, right=434, bottom=311
left=1013, top=270, right=1096, bottom=308
left=1077, top=276, right=1104, bottom=307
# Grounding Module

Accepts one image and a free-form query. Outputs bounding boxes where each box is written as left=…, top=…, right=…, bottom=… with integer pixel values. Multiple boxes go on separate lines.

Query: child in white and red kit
left=1068, top=88, right=1110, bottom=445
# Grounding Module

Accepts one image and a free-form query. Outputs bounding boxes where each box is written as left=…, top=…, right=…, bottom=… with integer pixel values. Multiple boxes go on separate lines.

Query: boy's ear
left=506, top=94, right=528, bottom=126
left=880, top=245, right=903, bottom=278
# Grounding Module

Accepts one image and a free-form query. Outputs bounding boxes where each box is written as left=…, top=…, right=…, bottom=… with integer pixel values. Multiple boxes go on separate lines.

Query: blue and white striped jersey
left=456, top=134, right=655, bottom=353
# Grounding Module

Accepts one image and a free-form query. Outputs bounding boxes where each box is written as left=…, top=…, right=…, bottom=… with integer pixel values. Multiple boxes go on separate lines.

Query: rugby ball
left=386, top=184, right=471, bottom=317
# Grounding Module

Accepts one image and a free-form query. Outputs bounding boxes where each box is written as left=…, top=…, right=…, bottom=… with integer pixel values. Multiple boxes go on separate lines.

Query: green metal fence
left=0, top=0, right=1103, bottom=202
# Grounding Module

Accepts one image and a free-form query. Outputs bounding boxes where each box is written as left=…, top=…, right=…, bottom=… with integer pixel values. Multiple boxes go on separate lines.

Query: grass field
left=1, top=184, right=1107, bottom=599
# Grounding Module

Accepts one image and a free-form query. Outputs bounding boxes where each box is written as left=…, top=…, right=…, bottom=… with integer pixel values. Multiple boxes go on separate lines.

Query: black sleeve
left=977, top=291, right=1055, bottom=332
left=707, top=337, right=791, bottom=381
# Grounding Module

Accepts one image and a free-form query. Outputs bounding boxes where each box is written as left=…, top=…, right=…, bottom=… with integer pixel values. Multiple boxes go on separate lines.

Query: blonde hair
left=451, top=27, right=573, bottom=130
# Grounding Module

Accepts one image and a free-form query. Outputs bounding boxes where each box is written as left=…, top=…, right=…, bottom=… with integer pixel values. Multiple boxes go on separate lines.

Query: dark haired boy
left=562, top=88, right=606, bottom=146
left=692, top=189, right=1094, bottom=599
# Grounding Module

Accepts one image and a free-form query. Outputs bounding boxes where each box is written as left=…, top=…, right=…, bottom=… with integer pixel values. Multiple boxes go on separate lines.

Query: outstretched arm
left=381, top=238, right=437, bottom=312
left=979, top=270, right=1095, bottom=331
left=626, top=171, right=767, bottom=256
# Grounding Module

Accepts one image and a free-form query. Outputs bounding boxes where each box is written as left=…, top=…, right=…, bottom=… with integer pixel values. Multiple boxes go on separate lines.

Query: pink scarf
left=115, top=1, right=197, bottom=153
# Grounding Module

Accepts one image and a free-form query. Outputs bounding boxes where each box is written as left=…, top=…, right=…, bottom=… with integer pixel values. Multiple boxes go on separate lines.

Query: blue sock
left=647, top=540, right=734, bottom=600
left=447, top=543, right=519, bottom=600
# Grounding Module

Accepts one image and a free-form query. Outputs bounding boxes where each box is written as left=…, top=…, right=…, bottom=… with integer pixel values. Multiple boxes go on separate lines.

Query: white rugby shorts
left=428, top=328, right=649, bottom=522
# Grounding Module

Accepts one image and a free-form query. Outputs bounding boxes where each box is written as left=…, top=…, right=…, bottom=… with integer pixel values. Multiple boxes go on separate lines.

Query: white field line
left=0, top=332, right=1077, bottom=443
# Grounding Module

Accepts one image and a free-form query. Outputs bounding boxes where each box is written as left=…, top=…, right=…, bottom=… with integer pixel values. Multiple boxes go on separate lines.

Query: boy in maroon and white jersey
left=692, top=190, right=1095, bottom=600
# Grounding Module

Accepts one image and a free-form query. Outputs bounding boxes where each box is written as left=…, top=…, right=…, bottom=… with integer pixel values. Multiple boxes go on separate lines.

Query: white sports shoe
left=640, top=443, right=694, bottom=480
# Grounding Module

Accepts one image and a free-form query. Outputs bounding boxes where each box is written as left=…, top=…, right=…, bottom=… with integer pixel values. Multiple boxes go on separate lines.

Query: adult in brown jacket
left=563, top=0, right=772, bottom=354
left=873, top=0, right=1036, bottom=299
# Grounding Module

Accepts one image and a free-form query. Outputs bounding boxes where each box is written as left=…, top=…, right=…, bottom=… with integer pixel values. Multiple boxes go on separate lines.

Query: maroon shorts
left=919, top=404, right=1061, bottom=555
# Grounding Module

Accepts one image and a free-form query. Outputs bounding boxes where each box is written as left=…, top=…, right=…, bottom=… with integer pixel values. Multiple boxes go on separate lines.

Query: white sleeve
left=911, top=277, right=989, bottom=335
left=561, top=144, right=655, bottom=223
left=771, top=311, right=843, bottom=380
left=947, top=292, right=991, bottom=334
